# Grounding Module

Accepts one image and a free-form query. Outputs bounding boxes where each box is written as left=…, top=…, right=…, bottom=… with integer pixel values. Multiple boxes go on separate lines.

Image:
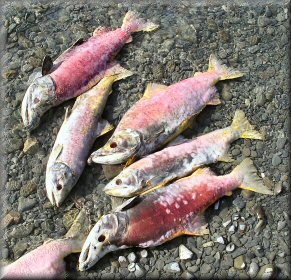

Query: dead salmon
left=104, top=110, right=263, bottom=197
left=45, top=64, right=132, bottom=207
left=78, top=158, right=272, bottom=271
left=1, top=209, right=90, bottom=279
left=89, top=54, right=243, bottom=165
left=21, top=11, right=158, bottom=131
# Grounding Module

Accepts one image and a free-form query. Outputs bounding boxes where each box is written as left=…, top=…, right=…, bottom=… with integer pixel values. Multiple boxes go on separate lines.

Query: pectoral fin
left=95, top=119, right=114, bottom=138
left=143, top=83, right=167, bottom=99
left=183, top=214, right=209, bottom=236
left=207, top=90, right=221, bottom=105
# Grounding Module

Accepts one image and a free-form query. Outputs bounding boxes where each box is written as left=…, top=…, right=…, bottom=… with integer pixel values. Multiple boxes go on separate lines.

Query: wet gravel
left=1, top=0, right=290, bottom=279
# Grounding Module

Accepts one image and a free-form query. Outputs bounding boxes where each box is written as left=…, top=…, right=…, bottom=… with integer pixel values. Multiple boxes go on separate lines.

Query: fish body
left=1, top=209, right=89, bottom=279
left=104, top=110, right=263, bottom=197
left=79, top=159, right=272, bottom=270
left=46, top=64, right=132, bottom=206
left=89, top=55, right=243, bottom=165
left=21, top=11, right=158, bottom=131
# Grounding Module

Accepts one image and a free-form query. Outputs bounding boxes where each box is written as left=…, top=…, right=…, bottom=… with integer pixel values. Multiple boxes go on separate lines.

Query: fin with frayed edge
left=143, top=83, right=167, bottom=99
left=230, top=110, right=264, bottom=140
left=231, top=158, right=273, bottom=195
left=208, top=54, right=243, bottom=81
left=93, top=26, right=114, bottom=37
left=95, top=119, right=114, bottom=138
left=122, top=11, right=159, bottom=33
left=207, top=89, right=221, bottom=105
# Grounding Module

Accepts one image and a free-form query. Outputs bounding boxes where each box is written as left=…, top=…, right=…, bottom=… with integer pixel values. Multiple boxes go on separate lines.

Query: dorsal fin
left=143, top=83, right=167, bottom=99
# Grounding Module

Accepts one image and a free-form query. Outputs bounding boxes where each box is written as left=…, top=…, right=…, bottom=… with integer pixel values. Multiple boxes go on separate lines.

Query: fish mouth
left=103, top=183, right=138, bottom=198
left=21, top=90, right=41, bottom=131
left=89, top=149, right=136, bottom=165
left=46, top=187, right=60, bottom=207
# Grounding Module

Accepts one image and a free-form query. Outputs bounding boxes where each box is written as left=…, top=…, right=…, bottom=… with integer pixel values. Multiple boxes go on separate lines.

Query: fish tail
left=122, top=11, right=159, bottom=33
left=230, top=110, right=264, bottom=140
left=231, top=158, right=273, bottom=195
left=208, top=54, right=243, bottom=81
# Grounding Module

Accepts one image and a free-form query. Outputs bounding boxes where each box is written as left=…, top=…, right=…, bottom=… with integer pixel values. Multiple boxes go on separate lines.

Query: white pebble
left=216, top=236, right=225, bottom=244
left=239, top=224, right=246, bottom=231
left=228, top=225, right=236, bottom=232
left=248, top=262, right=259, bottom=278
left=128, top=263, right=136, bottom=272
left=127, top=252, right=136, bottom=263
left=226, top=243, right=235, bottom=252
left=140, top=249, right=148, bottom=258
left=118, top=256, right=127, bottom=264
left=179, top=245, right=193, bottom=260
left=222, top=220, right=231, bottom=227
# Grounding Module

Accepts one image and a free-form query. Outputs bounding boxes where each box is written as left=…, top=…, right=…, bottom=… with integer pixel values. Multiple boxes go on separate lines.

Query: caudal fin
left=230, top=110, right=264, bottom=140
left=121, top=11, right=159, bottom=33
left=208, top=54, right=243, bottom=81
left=231, top=158, right=273, bottom=195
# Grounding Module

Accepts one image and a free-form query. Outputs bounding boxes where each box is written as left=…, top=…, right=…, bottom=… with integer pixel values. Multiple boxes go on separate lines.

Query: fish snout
left=103, top=182, right=136, bottom=198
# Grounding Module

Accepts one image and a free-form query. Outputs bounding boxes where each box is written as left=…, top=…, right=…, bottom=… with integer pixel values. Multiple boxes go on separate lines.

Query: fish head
left=104, top=169, right=146, bottom=197
left=21, top=76, right=55, bottom=131
left=46, top=162, right=76, bottom=207
left=89, top=129, right=142, bottom=164
left=79, top=213, right=125, bottom=271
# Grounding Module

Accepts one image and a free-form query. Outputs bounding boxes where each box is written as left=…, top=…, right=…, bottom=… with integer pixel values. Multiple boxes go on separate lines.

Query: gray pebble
left=200, top=263, right=212, bottom=274
left=140, top=249, right=148, bottom=258
left=134, top=264, right=145, bottom=278
left=164, top=262, right=181, bottom=273
left=127, top=252, right=137, bottom=263
left=18, top=197, right=37, bottom=212
left=9, top=223, right=34, bottom=238
left=272, top=154, right=282, bottom=166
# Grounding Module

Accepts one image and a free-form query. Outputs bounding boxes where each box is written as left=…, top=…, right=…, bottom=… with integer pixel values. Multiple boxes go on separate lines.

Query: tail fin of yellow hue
left=208, top=54, right=243, bottom=81
left=231, top=110, right=264, bottom=140
left=231, top=158, right=273, bottom=195
left=122, top=11, right=159, bottom=33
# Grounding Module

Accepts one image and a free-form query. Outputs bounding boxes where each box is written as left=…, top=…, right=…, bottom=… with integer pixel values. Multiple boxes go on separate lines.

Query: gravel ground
left=1, top=0, right=290, bottom=279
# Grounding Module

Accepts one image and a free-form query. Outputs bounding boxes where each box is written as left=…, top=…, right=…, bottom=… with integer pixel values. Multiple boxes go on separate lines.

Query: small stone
left=276, top=138, right=287, bottom=149
left=234, top=255, right=246, bottom=270
left=134, top=264, right=145, bottom=278
left=13, top=242, right=28, bottom=259
left=9, top=223, right=34, bottom=238
left=239, top=224, right=246, bottom=231
left=181, top=271, right=194, bottom=279
left=214, top=252, right=221, bottom=260
left=140, top=249, right=148, bottom=258
left=200, top=263, right=212, bottom=274
left=242, top=148, right=251, bottom=157
left=226, top=243, right=235, bottom=252
left=233, top=197, right=246, bottom=210
left=118, top=256, right=128, bottom=268
left=128, top=252, right=137, bottom=263
left=6, top=180, right=21, bottom=191
left=249, top=262, right=259, bottom=278
left=277, top=220, right=286, bottom=231
left=223, top=220, right=231, bottom=227
left=257, top=264, right=276, bottom=279
left=228, top=225, right=236, bottom=233
left=179, top=245, right=193, bottom=260
left=221, top=84, right=232, bottom=101
left=188, top=265, right=198, bottom=273
left=128, top=263, right=136, bottom=272
left=2, top=248, right=9, bottom=259
left=23, top=138, right=39, bottom=154
left=272, top=154, right=282, bottom=166
left=242, top=190, right=254, bottom=199
left=164, top=262, right=181, bottom=273
left=18, top=197, right=37, bottom=212
left=20, top=181, right=37, bottom=197
left=216, top=236, right=225, bottom=244
left=202, top=241, right=214, bottom=248
left=2, top=211, right=21, bottom=227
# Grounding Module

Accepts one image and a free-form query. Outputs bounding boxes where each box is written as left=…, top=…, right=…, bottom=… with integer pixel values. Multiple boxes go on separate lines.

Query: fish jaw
left=46, top=162, right=77, bottom=207
left=21, top=76, right=56, bottom=131
left=103, top=169, right=143, bottom=198
left=79, top=214, right=122, bottom=271
left=89, top=129, right=142, bottom=165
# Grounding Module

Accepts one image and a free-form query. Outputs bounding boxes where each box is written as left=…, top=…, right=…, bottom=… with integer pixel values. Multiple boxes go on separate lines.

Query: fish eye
left=116, top=179, right=122, bottom=185
left=34, top=97, right=40, bottom=104
left=110, top=142, right=117, bottom=148
left=56, top=184, right=62, bottom=191
left=98, top=234, right=106, bottom=242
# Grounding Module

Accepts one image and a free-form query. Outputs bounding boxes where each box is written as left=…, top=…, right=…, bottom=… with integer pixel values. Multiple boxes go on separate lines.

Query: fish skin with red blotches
left=89, top=55, right=243, bottom=165
left=78, top=159, right=273, bottom=271
left=21, top=11, right=158, bottom=131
